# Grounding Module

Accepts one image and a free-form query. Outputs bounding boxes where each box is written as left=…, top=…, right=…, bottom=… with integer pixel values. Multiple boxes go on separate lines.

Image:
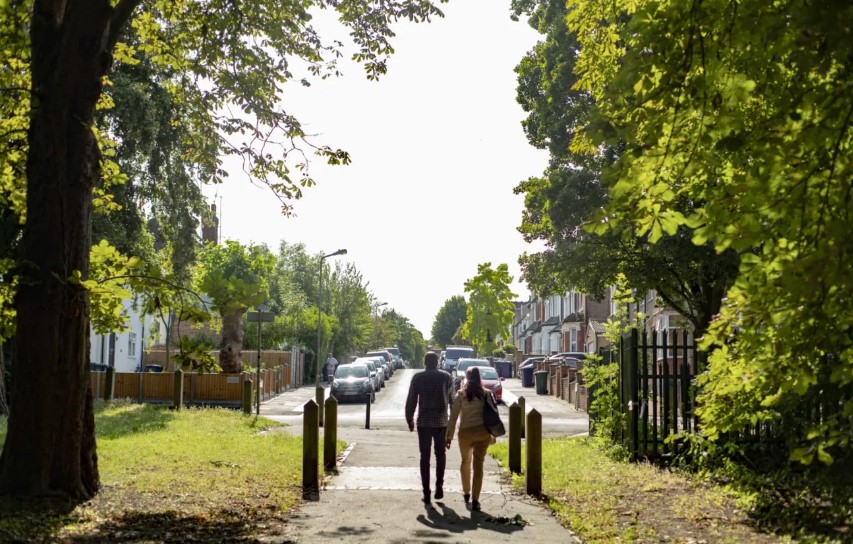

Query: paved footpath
left=262, top=375, right=583, bottom=543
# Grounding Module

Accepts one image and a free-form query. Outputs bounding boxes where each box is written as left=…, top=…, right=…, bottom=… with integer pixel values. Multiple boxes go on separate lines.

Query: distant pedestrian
left=324, top=353, right=338, bottom=383
left=446, top=366, right=493, bottom=512
left=405, top=351, right=453, bottom=504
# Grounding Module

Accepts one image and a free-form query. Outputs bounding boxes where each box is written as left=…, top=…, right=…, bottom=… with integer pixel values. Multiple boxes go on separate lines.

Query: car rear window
left=477, top=367, right=498, bottom=380
left=458, top=358, right=490, bottom=371
left=446, top=348, right=474, bottom=359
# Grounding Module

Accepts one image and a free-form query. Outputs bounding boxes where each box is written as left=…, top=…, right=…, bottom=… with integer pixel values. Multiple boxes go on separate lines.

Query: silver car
left=331, top=364, right=375, bottom=403
left=353, top=358, right=382, bottom=391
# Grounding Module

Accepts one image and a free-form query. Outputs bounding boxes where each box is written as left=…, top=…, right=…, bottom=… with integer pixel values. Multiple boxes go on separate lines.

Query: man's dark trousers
left=417, top=426, right=446, bottom=494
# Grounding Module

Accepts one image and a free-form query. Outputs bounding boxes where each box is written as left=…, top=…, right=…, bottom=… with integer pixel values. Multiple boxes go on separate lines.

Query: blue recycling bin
left=520, top=365, right=535, bottom=387
left=496, top=361, right=513, bottom=379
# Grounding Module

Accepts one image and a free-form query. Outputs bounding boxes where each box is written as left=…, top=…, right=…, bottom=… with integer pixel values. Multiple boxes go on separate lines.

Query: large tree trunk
left=0, top=344, right=8, bottom=416
left=219, top=308, right=245, bottom=373
left=0, top=0, right=126, bottom=502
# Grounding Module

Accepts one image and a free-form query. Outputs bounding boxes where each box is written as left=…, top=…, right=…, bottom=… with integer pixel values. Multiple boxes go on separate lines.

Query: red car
left=461, top=365, right=504, bottom=404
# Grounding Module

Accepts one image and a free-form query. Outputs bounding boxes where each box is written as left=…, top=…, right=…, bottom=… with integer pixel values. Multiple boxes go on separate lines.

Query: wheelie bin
left=521, top=365, right=535, bottom=387
left=534, top=370, right=549, bottom=395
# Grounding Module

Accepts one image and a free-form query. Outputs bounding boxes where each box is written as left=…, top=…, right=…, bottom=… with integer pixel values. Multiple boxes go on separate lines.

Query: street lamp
left=316, top=249, right=347, bottom=386
left=464, top=281, right=479, bottom=352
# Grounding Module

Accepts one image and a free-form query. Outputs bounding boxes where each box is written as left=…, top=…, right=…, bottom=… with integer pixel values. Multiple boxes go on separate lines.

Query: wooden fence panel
left=143, top=373, right=172, bottom=400
left=144, top=349, right=294, bottom=373
left=194, top=373, right=243, bottom=402
left=114, top=373, right=141, bottom=399
left=90, top=371, right=106, bottom=399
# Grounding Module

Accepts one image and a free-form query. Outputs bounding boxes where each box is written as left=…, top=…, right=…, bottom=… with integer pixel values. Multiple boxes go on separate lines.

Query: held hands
left=445, top=438, right=452, bottom=450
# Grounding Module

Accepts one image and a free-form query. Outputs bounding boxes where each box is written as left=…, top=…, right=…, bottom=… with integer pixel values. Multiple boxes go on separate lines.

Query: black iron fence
left=619, top=328, right=702, bottom=458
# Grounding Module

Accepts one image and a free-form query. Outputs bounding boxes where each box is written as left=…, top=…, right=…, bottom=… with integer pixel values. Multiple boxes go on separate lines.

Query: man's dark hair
left=424, top=352, right=439, bottom=369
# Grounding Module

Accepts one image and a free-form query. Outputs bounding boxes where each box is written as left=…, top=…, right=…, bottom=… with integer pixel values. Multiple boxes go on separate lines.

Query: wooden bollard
left=509, top=402, right=522, bottom=474
left=303, top=399, right=319, bottom=498
left=242, top=374, right=252, bottom=415
left=324, top=396, right=338, bottom=472
left=518, top=396, right=526, bottom=439
left=316, top=385, right=325, bottom=427
left=526, top=408, right=542, bottom=496
left=104, top=366, right=116, bottom=402
left=275, top=366, right=281, bottom=394
left=172, top=369, right=183, bottom=410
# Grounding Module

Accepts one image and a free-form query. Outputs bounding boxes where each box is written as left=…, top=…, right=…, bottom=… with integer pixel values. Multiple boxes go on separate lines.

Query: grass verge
left=491, top=436, right=800, bottom=544
left=0, top=401, right=344, bottom=543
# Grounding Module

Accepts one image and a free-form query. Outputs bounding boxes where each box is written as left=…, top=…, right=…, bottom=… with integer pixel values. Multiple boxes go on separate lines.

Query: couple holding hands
left=405, top=351, right=503, bottom=512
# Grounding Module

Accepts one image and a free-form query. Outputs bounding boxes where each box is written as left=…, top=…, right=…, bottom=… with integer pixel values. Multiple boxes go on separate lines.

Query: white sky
left=205, top=0, right=548, bottom=337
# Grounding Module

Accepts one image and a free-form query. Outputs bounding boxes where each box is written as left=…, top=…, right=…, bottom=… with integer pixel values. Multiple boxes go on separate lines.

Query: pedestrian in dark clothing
left=405, top=351, right=454, bottom=504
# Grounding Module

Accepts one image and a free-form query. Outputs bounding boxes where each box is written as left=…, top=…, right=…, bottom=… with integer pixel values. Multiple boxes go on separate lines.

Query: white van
left=443, top=345, right=475, bottom=372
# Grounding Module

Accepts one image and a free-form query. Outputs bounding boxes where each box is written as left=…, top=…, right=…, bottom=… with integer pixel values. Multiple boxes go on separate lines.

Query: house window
left=570, top=328, right=578, bottom=352
left=128, top=332, right=137, bottom=358
left=656, top=315, right=679, bottom=357
left=587, top=341, right=595, bottom=353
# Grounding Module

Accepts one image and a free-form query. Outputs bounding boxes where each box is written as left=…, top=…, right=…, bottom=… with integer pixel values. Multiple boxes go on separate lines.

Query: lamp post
left=465, top=281, right=479, bottom=353
left=315, top=249, right=347, bottom=386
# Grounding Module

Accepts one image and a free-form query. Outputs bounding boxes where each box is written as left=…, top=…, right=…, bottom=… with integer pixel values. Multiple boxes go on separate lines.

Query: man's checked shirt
left=405, top=368, right=454, bottom=429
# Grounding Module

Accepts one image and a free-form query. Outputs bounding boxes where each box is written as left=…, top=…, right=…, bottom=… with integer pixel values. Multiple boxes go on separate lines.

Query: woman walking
left=445, top=366, right=494, bottom=511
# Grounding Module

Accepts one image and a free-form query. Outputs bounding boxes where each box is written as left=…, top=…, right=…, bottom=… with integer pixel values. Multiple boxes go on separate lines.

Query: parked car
left=366, top=350, right=394, bottom=377
left=518, top=356, right=545, bottom=369
left=364, top=356, right=390, bottom=383
left=331, top=364, right=375, bottom=403
left=357, top=359, right=382, bottom=391
left=383, top=347, right=403, bottom=370
left=444, top=345, right=475, bottom=373
left=453, top=357, right=492, bottom=391
left=458, top=365, right=504, bottom=403
left=90, top=362, right=109, bottom=372
left=550, top=352, right=587, bottom=367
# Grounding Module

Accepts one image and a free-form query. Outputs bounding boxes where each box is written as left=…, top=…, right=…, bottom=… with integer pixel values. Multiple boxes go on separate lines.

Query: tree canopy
left=567, top=0, right=853, bottom=462
left=0, top=0, right=448, bottom=502
left=511, top=0, right=739, bottom=335
left=430, top=295, right=467, bottom=348
left=462, top=263, right=516, bottom=355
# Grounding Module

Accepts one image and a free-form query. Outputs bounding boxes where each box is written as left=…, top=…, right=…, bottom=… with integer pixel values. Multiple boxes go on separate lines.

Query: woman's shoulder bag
left=483, top=391, right=506, bottom=437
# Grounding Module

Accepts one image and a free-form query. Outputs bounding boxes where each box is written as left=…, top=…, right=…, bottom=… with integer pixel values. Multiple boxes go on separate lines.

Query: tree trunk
left=219, top=308, right=245, bottom=373
left=0, top=0, right=120, bottom=502
left=0, top=344, right=8, bottom=416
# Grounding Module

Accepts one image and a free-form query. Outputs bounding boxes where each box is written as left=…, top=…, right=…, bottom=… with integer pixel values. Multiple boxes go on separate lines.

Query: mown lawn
left=0, top=401, right=343, bottom=543
left=491, top=436, right=801, bottom=544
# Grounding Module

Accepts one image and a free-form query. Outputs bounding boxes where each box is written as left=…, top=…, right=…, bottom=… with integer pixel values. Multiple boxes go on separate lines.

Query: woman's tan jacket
left=446, top=390, right=486, bottom=440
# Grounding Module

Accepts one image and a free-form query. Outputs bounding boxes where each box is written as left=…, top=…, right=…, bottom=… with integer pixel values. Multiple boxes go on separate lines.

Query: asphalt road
left=262, top=369, right=589, bottom=435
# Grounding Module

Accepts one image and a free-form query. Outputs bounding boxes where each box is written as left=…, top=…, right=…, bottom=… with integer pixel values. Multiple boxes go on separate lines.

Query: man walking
left=324, top=352, right=338, bottom=383
left=405, top=351, right=454, bottom=504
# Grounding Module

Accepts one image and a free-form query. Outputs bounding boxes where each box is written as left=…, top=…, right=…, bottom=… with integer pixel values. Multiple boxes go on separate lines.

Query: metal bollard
left=518, top=396, right=526, bottom=439
left=104, top=366, right=116, bottom=402
left=508, top=402, right=522, bottom=474
left=365, top=388, right=371, bottom=429
left=316, top=385, right=325, bottom=428
left=526, top=409, right=542, bottom=496
left=172, top=369, right=183, bottom=410
left=324, top=396, right=338, bottom=472
left=303, top=399, right=319, bottom=498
